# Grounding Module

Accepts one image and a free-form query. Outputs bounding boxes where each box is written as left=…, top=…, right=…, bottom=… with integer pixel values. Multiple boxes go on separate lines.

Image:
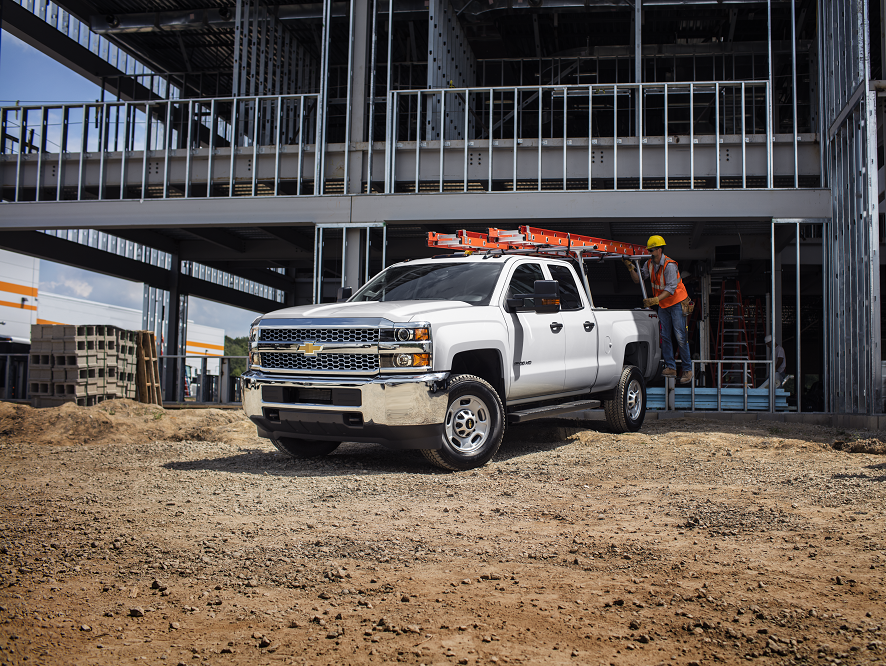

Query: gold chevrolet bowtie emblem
left=296, top=342, right=323, bottom=355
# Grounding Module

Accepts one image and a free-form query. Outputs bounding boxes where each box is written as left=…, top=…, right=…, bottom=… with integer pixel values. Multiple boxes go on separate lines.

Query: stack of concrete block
left=29, top=324, right=140, bottom=407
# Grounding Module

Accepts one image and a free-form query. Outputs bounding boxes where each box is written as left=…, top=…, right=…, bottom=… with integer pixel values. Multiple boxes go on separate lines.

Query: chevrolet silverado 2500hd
left=241, top=247, right=661, bottom=470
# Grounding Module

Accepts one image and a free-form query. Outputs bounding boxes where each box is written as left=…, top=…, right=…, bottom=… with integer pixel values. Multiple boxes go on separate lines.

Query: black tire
left=271, top=437, right=341, bottom=459
left=603, top=365, right=646, bottom=433
left=421, top=374, right=505, bottom=471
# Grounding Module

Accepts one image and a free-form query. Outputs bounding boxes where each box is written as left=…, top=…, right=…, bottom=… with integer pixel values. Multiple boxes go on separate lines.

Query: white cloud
left=42, top=278, right=93, bottom=299
left=39, top=261, right=141, bottom=308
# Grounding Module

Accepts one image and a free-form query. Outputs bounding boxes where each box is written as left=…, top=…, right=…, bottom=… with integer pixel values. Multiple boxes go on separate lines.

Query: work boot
left=662, top=368, right=677, bottom=377
left=679, top=370, right=694, bottom=384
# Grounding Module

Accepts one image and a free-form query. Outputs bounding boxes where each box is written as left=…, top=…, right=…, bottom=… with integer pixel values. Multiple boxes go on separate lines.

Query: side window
left=548, top=265, right=584, bottom=310
left=506, top=263, right=545, bottom=301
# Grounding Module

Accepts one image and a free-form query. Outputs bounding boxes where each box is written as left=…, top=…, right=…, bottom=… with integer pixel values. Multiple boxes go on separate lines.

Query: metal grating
left=261, top=352, right=378, bottom=372
left=260, top=328, right=378, bottom=343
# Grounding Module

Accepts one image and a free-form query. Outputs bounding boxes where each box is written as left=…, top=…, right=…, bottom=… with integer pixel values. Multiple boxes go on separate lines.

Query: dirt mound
left=832, top=437, right=886, bottom=454
left=0, top=399, right=259, bottom=448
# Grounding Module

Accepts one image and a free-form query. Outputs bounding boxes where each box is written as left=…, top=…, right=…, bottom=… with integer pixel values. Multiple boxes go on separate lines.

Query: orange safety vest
left=647, top=255, right=688, bottom=308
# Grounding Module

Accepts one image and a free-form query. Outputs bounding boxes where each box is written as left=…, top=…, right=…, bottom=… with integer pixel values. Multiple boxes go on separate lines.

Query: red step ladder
left=715, top=278, right=755, bottom=387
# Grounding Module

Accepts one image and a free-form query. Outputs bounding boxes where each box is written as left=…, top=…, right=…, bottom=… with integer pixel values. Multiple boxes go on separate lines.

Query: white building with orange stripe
left=0, top=250, right=225, bottom=372
left=0, top=250, right=39, bottom=344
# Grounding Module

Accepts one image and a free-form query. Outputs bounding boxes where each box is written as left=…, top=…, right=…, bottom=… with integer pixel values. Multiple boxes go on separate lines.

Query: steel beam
left=2, top=1, right=155, bottom=102
left=0, top=230, right=283, bottom=312
left=184, top=228, right=247, bottom=254
left=0, top=189, right=832, bottom=231
left=258, top=225, right=316, bottom=251
left=0, top=230, right=172, bottom=288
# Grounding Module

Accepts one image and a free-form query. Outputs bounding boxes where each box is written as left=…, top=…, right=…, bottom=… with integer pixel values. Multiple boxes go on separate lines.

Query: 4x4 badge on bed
left=295, top=343, right=323, bottom=355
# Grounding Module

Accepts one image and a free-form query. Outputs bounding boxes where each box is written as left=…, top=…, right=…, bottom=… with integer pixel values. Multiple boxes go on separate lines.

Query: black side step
left=507, top=399, right=601, bottom=424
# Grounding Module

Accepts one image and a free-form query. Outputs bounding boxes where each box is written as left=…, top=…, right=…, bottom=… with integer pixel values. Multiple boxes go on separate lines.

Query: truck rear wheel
left=422, top=374, right=505, bottom=471
left=603, top=365, right=646, bottom=433
left=271, top=438, right=341, bottom=459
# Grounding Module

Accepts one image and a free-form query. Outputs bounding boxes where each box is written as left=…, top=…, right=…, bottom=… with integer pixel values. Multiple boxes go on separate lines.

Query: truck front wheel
left=422, top=374, right=505, bottom=471
left=603, top=365, right=646, bottom=433
left=271, top=438, right=341, bottom=459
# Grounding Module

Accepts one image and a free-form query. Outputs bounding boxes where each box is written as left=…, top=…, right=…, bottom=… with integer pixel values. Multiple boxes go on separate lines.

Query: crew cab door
left=503, top=262, right=566, bottom=399
left=546, top=263, right=599, bottom=391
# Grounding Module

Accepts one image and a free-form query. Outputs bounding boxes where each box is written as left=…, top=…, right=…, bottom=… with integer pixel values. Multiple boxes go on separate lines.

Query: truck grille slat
left=261, top=352, right=378, bottom=372
left=260, top=328, right=378, bottom=343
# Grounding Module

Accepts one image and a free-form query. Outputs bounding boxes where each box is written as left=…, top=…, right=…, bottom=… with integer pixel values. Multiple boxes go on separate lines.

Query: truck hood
left=259, top=300, right=473, bottom=322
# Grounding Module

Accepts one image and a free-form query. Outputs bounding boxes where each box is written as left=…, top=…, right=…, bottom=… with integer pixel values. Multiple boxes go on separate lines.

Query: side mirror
left=336, top=287, right=353, bottom=302
left=533, top=280, right=560, bottom=314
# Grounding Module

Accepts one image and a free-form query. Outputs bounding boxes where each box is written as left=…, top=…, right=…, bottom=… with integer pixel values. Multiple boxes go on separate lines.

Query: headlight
left=395, top=327, right=429, bottom=342
left=382, top=353, right=431, bottom=369
left=380, top=323, right=432, bottom=371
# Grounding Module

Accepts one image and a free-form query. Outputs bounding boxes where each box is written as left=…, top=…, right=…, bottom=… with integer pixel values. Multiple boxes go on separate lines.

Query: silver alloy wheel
left=444, top=395, right=490, bottom=454
left=626, top=378, right=643, bottom=421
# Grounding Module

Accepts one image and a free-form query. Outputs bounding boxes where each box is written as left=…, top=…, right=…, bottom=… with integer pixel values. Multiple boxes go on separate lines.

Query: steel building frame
left=818, top=0, right=881, bottom=414
left=1, top=0, right=883, bottom=414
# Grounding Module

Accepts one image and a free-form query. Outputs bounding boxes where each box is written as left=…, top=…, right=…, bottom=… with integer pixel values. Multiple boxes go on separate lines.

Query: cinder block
left=32, top=396, right=75, bottom=408
left=52, top=369, right=67, bottom=382
left=29, top=382, right=52, bottom=396
left=49, top=326, right=66, bottom=340
left=30, top=339, right=51, bottom=353
left=29, top=353, right=52, bottom=368
left=62, top=337, right=92, bottom=353
left=68, top=368, right=98, bottom=382
left=29, top=368, right=51, bottom=381
left=54, top=383, right=89, bottom=398
left=54, top=354, right=98, bottom=368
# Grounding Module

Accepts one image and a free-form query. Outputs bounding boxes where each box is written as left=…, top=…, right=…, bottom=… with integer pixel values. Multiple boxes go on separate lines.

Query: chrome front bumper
left=240, top=370, right=451, bottom=449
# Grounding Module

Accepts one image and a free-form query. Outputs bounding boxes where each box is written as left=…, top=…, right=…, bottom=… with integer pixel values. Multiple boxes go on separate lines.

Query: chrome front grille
left=260, top=328, right=378, bottom=343
left=261, top=352, right=378, bottom=373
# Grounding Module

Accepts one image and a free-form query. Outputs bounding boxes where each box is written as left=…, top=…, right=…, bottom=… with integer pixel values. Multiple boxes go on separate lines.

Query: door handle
left=583, top=321, right=595, bottom=332
left=550, top=322, right=563, bottom=333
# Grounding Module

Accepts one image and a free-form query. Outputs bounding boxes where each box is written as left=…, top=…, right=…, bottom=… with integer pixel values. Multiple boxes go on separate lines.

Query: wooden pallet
left=136, top=331, right=163, bottom=406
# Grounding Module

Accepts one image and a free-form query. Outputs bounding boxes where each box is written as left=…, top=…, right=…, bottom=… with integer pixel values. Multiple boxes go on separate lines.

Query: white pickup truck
left=241, top=252, right=661, bottom=470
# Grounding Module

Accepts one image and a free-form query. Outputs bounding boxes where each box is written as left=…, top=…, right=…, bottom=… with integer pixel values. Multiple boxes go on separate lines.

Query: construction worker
left=623, top=235, right=693, bottom=384
left=762, top=335, right=786, bottom=388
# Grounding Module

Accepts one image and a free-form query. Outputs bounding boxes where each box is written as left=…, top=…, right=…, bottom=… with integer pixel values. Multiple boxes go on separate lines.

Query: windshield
left=351, top=262, right=505, bottom=305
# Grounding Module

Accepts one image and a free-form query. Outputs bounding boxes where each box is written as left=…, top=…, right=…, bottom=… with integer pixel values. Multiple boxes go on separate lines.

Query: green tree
left=225, top=335, right=249, bottom=377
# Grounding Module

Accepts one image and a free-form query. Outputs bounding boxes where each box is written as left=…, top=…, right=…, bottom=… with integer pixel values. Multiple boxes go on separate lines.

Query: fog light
left=395, top=353, right=412, bottom=367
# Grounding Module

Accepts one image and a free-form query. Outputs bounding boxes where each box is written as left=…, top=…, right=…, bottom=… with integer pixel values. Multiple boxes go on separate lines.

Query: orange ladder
left=714, top=278, right=755, bottom=387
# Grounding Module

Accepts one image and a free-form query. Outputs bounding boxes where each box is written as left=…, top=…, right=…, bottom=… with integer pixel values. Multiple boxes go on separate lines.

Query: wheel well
left=450, top=349, right=505, bottom=406
left=624, top=341, right=649, bottom=375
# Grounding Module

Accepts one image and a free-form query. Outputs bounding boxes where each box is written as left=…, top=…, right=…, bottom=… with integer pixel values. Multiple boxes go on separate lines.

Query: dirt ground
left=1, top=399, right=885, bottom=666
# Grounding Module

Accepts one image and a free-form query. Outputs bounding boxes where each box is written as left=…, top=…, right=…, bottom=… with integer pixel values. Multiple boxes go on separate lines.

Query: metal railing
left=0, top=354, right=30, bottom=400
left=1, top=79, right=825, bottom=200
left=159, top=355, right=247, bottom=405
left=1, top=94, right=320, bottom=202
left=385, top=81, right=775, bottom=193
left=688, top=359, right=779, bottom=412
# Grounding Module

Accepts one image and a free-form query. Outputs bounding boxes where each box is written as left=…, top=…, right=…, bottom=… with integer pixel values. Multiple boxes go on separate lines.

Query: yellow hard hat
left=646, top=235, right=666, bottom=250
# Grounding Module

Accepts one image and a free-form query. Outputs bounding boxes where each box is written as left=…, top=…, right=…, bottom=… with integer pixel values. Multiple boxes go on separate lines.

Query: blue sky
left=1, top=30, right=260, bottom=338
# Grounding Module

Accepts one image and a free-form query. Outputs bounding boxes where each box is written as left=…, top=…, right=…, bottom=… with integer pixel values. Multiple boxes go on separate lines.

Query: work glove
left=643, top=295, right=661, bottom=308
left=622, top=258, right=635, bottom=272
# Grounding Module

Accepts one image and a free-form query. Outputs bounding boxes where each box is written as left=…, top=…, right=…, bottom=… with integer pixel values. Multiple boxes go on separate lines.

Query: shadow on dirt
left=161, top=419, right=594, bottom=477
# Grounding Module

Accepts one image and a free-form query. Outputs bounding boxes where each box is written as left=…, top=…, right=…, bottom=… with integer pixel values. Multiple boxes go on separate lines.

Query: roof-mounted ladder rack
left=427, top=226, right=650, bottom=260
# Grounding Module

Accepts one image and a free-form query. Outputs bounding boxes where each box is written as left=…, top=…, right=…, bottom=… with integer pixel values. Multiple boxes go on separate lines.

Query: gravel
left=1, top=406, right=885, bottom=664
